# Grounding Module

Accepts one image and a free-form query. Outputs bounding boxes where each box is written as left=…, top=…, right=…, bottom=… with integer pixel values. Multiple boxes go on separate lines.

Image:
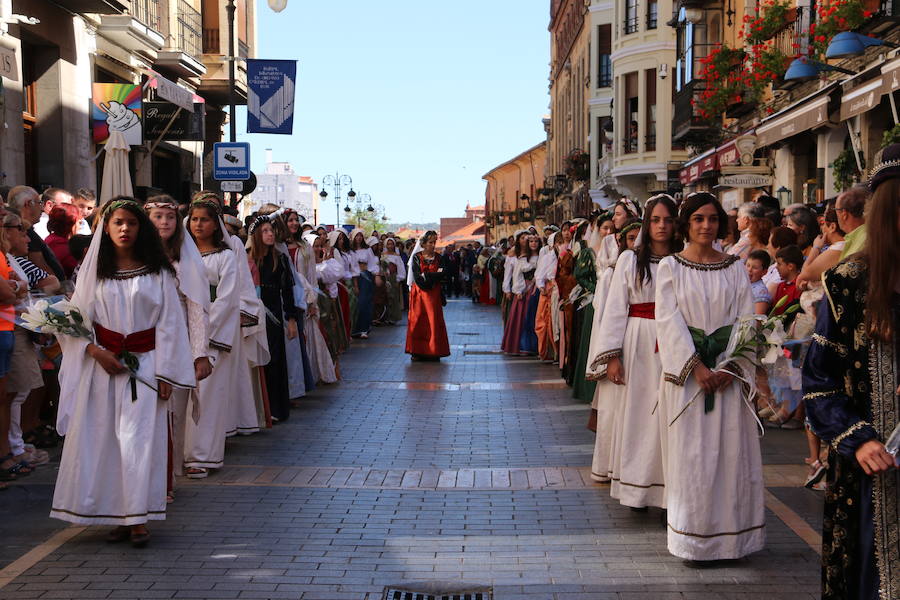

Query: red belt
left=94, top=323, right=156, bottom=355
left=628, top=302, right=655, bottom=319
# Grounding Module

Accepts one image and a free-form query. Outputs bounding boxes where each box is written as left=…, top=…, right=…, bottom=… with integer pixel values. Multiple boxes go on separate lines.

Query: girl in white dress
left=591, top=195, right=680, bottom=509
left=589, top=219, right=641, bottom=482
left=655, top=192, right=764, bottom=562
left=144, top=195, right=212, bottom=498
left=51, top=198, right=196, bottom=547
left=182, top=200, right=242, bottom=478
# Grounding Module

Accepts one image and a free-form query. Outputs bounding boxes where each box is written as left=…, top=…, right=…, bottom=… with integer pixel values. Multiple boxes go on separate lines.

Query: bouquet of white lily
left=670, top=295, right=801, bottom=430
left=20, top=296, right=157, bottom=401
left=19, top=296, right=93, bottom=340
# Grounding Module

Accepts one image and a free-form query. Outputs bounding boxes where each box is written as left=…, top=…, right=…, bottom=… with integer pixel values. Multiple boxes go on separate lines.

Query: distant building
left=437, top=203, right=486, bottom=249
left=482, top=141, right=547, bottom=243
left=248, top=150, right=319, bottom=222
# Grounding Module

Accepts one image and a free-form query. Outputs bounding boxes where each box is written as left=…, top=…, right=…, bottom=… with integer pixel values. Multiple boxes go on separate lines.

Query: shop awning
left=756, top=88, right=835, bottom=147
left=679, top=148, right=717, bottom=185
left=840, top=76, right=884, bottom=121
left=716, top=139, right=740, bottom=168
left=882, top=57, right=900, bottom=93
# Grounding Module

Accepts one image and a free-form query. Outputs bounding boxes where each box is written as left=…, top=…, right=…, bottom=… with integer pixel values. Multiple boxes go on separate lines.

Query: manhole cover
left=383, top=582, right=492, bottom=600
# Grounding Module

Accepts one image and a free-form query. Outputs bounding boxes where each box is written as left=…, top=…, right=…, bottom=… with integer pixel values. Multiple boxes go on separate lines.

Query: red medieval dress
left=405, top=253, right=450, bottom=359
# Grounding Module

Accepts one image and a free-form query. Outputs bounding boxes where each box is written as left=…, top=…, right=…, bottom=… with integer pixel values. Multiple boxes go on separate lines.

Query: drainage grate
left=382, top=582, right=492, bottom=600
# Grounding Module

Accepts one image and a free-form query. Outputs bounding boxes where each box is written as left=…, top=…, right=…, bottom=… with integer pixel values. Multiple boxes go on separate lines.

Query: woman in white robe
left=655, top=192, right=764, bottom=562
left=144, top=196, right=212, bottom=496
left=591, top=196, right=680, bottom=509
left=51, top=198, right=196, bottom=546
left=588, top=220, right=641, bottom=481
left=182, top=200, right=241, bottom=478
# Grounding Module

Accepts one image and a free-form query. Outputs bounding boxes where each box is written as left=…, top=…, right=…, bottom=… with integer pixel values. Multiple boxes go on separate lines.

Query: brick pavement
left=0, top=299, right=821, bottom=599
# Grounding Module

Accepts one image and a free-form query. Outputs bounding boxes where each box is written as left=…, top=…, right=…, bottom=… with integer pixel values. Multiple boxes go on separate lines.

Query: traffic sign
left=220, top=181, right=243, bottom=192
left=213, top=142, right=251, bottom=180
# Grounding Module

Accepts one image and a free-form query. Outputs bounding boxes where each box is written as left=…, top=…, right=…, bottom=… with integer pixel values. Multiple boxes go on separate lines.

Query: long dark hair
left=865, top=178, right=900, bottom=341
left=635, top=195, right=681, bottom=287
left=334, top=231, right=351, bottom=253
left=513, top=231, right=528, bottom=257
left=97, top=197, right=174, bottom=279
left=187, top=202, right=228, bottom=250
left=145, top=194, right=184, bottom=262
left=617, top=218, right=641, bottom=255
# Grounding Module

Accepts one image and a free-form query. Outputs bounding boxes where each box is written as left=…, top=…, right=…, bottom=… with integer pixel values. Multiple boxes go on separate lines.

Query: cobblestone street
left=0, top=300, right=822, bottom=600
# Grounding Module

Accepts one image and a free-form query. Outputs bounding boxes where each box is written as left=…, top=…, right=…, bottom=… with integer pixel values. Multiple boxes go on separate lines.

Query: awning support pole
left=889, top=90, right=899, bottom=125
left=847, top=119, right=864, bottom=173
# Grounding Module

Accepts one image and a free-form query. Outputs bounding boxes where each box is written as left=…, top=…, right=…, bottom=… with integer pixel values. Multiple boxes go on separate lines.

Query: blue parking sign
left=213, top=142, right=251, bottom=180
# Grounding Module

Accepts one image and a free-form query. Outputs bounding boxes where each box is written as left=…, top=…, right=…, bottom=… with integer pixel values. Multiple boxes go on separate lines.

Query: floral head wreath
left=191, top=190, right=221, bottom=205
left=618, top=220, right=643, bottom=237
left=190, top=197, right=221, bottom=216
left=103, top=198, right=141, bottom=217
left=144, top=200, right=178, bottom=212
left=248, top=213, right=272, bottom=236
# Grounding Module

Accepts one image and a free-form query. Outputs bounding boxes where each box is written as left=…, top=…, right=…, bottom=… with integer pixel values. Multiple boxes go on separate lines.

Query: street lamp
left=776, top=186, right=792, bottom=206
left=784, top=56, right=856, bottom=82
left=321, top=173, right=353, bottom=227
left=826, top=32, right=899, bottom=59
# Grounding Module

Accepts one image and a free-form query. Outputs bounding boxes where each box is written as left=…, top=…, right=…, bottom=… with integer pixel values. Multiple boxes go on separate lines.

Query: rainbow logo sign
left=92, top=83, right=143, bottom=146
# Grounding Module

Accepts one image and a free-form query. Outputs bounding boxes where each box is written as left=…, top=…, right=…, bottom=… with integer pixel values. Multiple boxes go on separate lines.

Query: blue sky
left=236, top=0, right=550, bottom=224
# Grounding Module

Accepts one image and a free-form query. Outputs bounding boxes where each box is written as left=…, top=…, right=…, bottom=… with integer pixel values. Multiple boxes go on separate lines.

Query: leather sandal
left=130, top=527, right=150, bottom=548
left=106, top=526, right=130, bottom=543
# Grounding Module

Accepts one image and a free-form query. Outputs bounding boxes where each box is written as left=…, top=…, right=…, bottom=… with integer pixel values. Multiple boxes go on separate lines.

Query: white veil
left=405, top=237, right=423, bottom=287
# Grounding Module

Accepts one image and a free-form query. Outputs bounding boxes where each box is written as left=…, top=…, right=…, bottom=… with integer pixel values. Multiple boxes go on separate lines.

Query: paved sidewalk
left=0, top=299, right=821, bottom=599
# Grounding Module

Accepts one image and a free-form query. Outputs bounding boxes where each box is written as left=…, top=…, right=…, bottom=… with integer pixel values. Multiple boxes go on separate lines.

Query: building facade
left=0, top=0, right=255, bottom=202
left=482, top=141, right=547, bottom=244
left=248, top=150, right=319, bottom=221
left=670, top=0, right=897, bottom=209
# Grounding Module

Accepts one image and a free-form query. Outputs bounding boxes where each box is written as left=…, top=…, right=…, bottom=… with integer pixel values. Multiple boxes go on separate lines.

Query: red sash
left=628, top=302, right=655, bottom=319
left=94, top=323, right=156, bottom=354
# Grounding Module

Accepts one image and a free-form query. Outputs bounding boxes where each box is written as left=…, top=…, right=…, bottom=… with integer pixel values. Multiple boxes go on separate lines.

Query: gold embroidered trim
left=672, top=254, right=738, bottom=271
left=110, top=266, right=152, bottom=280
left=210, top=340, right=232, bottom=353
left=200, top=247, right=228, bottom=256
left=831, top=420, right=872, bottom=451
left=812, top=333, right=848, bottom=356
left=801, top=389, right=842, bottom=402
left=667, top=521, right=765, bottom=539
left=664, top=353, right=700, bottom=386
left=590, top=348, right=622, bottom=370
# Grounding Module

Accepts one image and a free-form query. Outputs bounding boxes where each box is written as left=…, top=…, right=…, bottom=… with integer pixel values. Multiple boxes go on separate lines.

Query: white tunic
left=382, top=253, right=407, bottom=282
left=655, top=253, right=764, bottom=560
left=590, top=251, right=665, bottom=508
left=184, top=248, right=242, bottom=467
left=52, top=268, right=195, bottom=525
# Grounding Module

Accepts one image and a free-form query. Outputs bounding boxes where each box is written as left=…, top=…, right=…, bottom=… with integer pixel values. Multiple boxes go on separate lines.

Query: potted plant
left=695, top=45, right=746, bottom=121
left=809, top=0, right=873, bottom=57
left=832, top=146, right=865, bottom=191
left=882, top=123, right=900, bottom=148
left=564, top=150, right=590, bottom=181
left=744, top=0, right=797, bottom=44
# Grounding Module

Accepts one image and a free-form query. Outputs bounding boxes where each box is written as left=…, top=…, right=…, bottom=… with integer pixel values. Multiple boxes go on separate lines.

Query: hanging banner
left=92, top=83, right=143, bottom=145
left=246, top=59, right=297, bottom=134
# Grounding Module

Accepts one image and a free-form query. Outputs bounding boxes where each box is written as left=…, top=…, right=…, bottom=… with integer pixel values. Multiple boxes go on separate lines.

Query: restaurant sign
left=718, top=173, right=772, bottom=188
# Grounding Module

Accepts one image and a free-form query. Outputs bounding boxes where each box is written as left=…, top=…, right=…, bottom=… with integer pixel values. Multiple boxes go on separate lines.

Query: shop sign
left=143, top=101, right=204, bottom=141
left=679, top=153, right=717, bottom=185
left=0, top=45, right=17, bottom=81
left=756, top=95, right=831, bottom=147
left=150, top=74, right=194, bottom=112
left=718, top=173, right=772, bottom=188
left=839, top=77, right=883, bottom=121
left=92, top=83, right=142, bottom=146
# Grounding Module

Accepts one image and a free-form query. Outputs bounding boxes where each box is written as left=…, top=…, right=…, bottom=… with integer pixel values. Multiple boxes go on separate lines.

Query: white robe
left=184, top=248, right=242, bottom=467
left=231, top=245, right=267, bottom=435
left=52, top=268, right=195, bottom=525
left=586, top=235, right=620, bottom=480
left=294, top=244, right=337, bottom=384
left=655, top=254, right=765, bottom=560
left=590, top=251, right=665, bottom=508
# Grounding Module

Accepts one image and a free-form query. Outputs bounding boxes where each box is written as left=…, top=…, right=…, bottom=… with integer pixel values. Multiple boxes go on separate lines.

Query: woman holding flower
left=655, top=192, right=764, bottom=562
left=50, top=197, right=196, bottom=547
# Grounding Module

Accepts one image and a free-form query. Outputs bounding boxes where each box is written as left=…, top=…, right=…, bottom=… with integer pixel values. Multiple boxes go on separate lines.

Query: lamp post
left=320, top=173, right=354, bottom=227
left=776, top=186, right=792, bottom=207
